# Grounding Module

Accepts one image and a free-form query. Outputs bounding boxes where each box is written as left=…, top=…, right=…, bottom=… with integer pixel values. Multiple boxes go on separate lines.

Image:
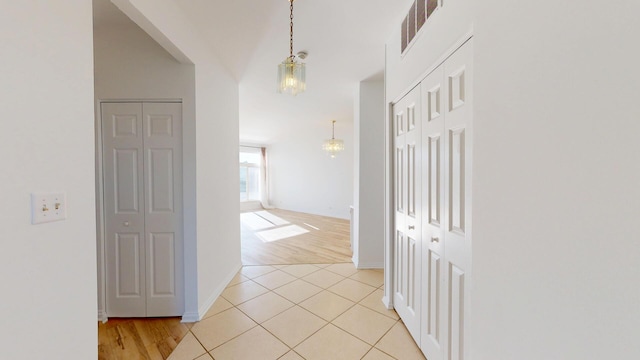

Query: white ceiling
left=95, top=0, right=410, bottom=144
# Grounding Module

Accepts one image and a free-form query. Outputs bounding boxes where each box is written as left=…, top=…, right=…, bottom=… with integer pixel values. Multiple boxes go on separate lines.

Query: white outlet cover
left=31, top=193, right=67, bottom=224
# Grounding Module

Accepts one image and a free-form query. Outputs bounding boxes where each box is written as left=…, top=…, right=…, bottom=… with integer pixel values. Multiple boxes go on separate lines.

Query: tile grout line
left=244, top=266, right=355, bottom=358
left=327, top=299, right=401, bottom=356
left=196, top=267, right=338, bottom=359
left=189, top=264, right=390, bottom=360
left=183, top=327, right=209, bottom=360
left=367, top=319, right=403, bottom=360
left=248, top=266, right=354, bottom=356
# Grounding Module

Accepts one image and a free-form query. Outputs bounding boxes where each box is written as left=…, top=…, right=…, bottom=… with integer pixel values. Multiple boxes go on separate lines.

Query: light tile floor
left=168, top=263, right=426, bottom=360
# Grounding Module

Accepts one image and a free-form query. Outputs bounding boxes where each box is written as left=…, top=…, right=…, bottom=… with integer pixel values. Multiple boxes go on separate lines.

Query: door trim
left=95, top=99, right=183, bottom=321
left=383, top=100, right=395, bottom=309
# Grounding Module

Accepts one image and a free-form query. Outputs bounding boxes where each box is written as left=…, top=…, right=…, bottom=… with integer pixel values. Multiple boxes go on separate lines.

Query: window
left=240, top=147, right=261, bottom=202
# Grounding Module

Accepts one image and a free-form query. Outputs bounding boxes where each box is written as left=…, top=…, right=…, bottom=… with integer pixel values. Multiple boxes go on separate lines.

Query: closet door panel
left=143, top=102, right=183, bottom=317
left=393, top=86, right=422, bottom=344
left=420, top=66, right=446, bottom=360
left=419, top=38, right=474, bottom=360
left=443, top=39, right=473, bottom=360
left=103, top=102, right=146, bottom=317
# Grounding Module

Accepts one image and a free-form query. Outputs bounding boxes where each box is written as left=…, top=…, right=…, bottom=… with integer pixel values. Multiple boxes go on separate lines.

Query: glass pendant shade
left=323, top=120, right=344, bottom=158
left=277, top=57, right=306, bottom=95
left=322, top=139, right=345, bottom=158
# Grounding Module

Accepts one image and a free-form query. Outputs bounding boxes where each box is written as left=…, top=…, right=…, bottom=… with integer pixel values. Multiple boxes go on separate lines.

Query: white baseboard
left=355, top=261, right=384, bottom=269
left=382, top=294, right=393, bottom=310
left=182, top=261, right=243, bottom=323
left=181, top=311, right=200, bottom=323
left=98, top=310, right=108, bottom=323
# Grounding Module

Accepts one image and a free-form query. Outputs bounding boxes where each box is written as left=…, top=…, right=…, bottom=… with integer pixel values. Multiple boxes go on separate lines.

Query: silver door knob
left=124, top=221, right=130, bottom=227
left=431, top=237, right=439, bottom=243
left=408, top=225, right=415, bottom=230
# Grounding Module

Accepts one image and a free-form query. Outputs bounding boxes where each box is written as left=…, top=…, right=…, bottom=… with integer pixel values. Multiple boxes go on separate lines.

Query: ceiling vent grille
left=401, top=0, right=440, bottom=53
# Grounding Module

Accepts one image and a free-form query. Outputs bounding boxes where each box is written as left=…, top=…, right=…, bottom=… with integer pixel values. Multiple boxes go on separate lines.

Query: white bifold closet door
left=420, top=39, right=473, bottom=360
left=102, top=102, right=183, bottom=317
left=393, top=85, right=422, bottom=343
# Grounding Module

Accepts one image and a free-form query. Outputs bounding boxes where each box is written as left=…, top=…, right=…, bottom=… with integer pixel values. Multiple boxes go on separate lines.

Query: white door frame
left=382, top=100, right=395, bottom=309
left=95, top=98, right=183, bottom=322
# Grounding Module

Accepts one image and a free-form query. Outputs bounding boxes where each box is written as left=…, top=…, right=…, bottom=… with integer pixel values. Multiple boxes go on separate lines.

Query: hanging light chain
left=332, top=120, right=336, bottom=139
left=289, top=0, right=295, bottom=59
left=277, top=0, right=306, bottom=95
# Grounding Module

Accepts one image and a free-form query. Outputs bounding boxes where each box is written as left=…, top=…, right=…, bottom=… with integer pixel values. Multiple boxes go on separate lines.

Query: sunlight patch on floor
left=240, top=212, right=275, bottom=230
left=257, top=225, right=309, bottom=242
left=255, top=211, right=289, bottom=226
left=303, top=222, right=320, bottom=230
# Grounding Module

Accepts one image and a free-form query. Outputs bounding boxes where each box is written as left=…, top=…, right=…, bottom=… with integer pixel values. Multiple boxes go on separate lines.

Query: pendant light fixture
left=277, top=0, right=306, bottom=95
left=322, top=120, right=344, bottom=158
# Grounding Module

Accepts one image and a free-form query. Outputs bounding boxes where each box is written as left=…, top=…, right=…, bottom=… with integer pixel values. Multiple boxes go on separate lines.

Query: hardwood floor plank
left=241, top=208, right=352, bottom=265
left=135, top=319, right=170, bottom=346
left=98, top=318, right=189, bottom=360
left=144, top=343, right=165, bottom=360
left=167, top=319, right=191, bottom=339
left=155, top=337, right=177, bottom=359
left=121, top=320, right=152, bottom=359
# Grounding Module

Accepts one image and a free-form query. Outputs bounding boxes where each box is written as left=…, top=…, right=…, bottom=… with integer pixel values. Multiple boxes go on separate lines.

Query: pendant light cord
left=332, top=120, right=336, bottom=140
left=289, top=0, right=295, bottom=60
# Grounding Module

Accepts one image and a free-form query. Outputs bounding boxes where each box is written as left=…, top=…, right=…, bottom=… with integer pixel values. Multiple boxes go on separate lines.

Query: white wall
left=193, top=63, right=241, bottom=319
left=386, top=0, right=640, bottom=359
left=472, top=2, right=640, bottom=359
left=94, top=21, right=195, bottom=101
left=111, top=0, right=241, bottom=321
left=93, top=9, right=196, bottom=319
left=268, top=121, right=354, bottom=219
left=353, top=79, right=385, bottom=268
left=353, top=90, right=361, bottom=261
left=0, top=2, right=97, bottom=359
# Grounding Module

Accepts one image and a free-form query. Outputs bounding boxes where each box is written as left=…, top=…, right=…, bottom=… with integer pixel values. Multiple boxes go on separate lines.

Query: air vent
left=401, top=0, right=440, bottom=54
left=417, top=0, right=426, bottom=30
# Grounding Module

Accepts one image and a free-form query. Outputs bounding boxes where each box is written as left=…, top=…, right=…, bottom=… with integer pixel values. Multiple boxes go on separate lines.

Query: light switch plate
left=31, top=193, right=67, bottom=224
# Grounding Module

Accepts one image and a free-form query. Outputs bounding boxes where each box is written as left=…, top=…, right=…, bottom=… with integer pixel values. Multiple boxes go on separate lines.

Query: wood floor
left=98, top=317, right=192, bottom=360
left=241, top=208, right=352, bottom=265
left=98, top=209, right=352, bottom=359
